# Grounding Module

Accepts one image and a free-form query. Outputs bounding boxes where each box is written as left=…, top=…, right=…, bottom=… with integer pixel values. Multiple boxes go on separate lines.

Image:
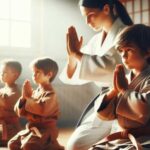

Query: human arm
left=59, top=26, right=89, bottom=85
left=66, top=26, right=83, bottom=78
left=96, top=65, right=128, bottom=120
left=79, top=48, right=122, bottom=83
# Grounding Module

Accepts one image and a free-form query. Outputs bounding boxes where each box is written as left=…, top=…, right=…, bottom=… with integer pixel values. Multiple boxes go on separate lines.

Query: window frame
left=122, top=0, right=150, bottom=25
left=0, top=0, right=43, bottom=56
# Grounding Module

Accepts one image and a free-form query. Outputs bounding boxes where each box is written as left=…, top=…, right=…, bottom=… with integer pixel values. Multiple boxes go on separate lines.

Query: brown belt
left=93, top=127, right=150, bottom=150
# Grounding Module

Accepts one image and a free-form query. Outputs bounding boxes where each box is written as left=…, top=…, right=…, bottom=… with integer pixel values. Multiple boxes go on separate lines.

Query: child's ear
left=103, top=4, right=110, bottom=15
left=14, top=72, right=20, bottom=80
left=47, top=72, right=53, bottom=78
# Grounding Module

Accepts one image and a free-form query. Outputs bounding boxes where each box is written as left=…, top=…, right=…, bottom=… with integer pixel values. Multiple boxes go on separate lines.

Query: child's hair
left=31, top=57, right=58, bottom=82
left=1, top=59, right=22, bottom=75
left=115, top=24, right=150, bottom=64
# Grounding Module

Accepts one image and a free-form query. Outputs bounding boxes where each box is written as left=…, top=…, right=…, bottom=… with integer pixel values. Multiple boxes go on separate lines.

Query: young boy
left=0, top=59, right=22, bottom=146
left=90, top=24, right=150, bottom=150
left=8, top=58, right=64, bottom=150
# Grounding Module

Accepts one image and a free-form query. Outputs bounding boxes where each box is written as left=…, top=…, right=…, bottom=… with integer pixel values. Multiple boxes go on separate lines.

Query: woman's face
left=80, top=6, right=109, bottom=31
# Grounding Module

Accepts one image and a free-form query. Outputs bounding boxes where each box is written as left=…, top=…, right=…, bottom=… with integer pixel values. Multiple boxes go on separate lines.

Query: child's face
left=0, top=65, right=18, bottom=84
left=32, top=66, right=51, bottom=85
left=118, top=45, right=148, bottom=70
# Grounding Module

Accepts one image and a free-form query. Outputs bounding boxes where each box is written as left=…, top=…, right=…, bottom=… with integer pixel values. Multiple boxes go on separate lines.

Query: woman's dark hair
left=79, top=0, right=133, bottom=25
left=31, top=57, right=59, bottom=82
left=116, top=24, right=150, bottom=64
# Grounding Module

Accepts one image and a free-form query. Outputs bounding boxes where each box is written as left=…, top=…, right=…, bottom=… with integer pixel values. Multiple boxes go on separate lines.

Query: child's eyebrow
left=116, top=47, right=122, bottom=53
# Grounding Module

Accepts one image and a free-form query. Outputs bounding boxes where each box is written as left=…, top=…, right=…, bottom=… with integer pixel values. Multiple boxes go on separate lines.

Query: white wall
left=42, top=0, right=99, bottom=127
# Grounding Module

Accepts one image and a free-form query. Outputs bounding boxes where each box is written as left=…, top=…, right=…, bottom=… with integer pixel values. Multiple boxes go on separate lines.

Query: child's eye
left=35, top=71, right=40, bottom=74
left=3, top=72, right=7, bottom=75
left=117, top=48, right=122, bottom=53
left=36, top=72, right=41, bottom=75
left=126, top=48, right=134, bottom=52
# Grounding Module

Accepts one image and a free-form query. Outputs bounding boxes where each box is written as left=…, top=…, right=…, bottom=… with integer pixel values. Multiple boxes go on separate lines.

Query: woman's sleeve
left=59, top=60, right=89, bottom=85
left=59, top=34, right=101, bottom=85
left=79, top=47, right=121, bottom=83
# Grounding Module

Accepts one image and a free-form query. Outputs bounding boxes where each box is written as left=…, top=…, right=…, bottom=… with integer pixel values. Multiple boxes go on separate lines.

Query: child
left=0, top=59, right=22, bottom=146
left=90, top=24, right=150, bottom=150
left=8, top=58, right=64, bottom=150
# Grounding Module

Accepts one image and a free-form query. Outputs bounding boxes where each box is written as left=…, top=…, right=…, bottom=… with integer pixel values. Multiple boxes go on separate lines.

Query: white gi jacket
left=61, top=18, right=128, bottom=150
left=59, top=18, right=125, bottom=87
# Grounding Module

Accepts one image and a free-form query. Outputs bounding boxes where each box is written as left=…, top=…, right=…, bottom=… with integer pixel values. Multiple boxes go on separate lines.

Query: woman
left=60, top=0, right=133, bottom=149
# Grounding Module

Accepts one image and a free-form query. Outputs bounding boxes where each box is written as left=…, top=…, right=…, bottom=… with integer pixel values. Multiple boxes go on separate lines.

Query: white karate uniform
left=60, top=18, right=127, bottom=150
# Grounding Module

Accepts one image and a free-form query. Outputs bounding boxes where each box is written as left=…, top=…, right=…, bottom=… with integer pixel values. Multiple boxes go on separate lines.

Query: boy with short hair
left=8, top=58, right=64, bottom=150
left=91, top=24, right=150, bottom=149
left=0, top=59, right=22, bottom=146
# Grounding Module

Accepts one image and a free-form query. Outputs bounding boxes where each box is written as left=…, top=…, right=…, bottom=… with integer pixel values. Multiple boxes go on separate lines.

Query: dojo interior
left=0, top=0, right=150, bottom=149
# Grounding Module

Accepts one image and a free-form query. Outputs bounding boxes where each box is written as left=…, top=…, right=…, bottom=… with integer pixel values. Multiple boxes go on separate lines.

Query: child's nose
left=122, top=51, right=128, bottom=58
left=33, top=73, right=36, bottom=77
left=86, top=17, right=89, bottom=25
left=86, top=15, right=91, bottom=25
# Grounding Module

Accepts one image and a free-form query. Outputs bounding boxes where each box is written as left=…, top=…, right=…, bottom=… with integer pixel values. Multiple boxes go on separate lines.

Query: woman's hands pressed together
left=66, top=26, right=83, bottom=61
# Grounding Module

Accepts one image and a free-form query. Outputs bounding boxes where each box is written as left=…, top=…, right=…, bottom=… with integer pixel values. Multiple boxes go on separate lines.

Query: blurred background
left=0, top=0, right=149, bottom=128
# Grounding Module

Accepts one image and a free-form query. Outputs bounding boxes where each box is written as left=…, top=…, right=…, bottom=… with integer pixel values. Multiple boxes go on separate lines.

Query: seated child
left=90, top=24, right=150, bottom=150
left=8, top=58, right=64, bottom=150
left=0, top=59, right=22, bottom=146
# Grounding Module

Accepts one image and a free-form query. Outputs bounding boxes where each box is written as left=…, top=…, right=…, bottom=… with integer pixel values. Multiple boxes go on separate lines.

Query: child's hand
left=114, top=64, right=128, bottom=94
left=22, top=80, right=33, bottom=99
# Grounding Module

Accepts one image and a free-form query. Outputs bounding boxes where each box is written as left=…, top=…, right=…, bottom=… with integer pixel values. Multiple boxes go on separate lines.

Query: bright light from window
left=11, top=0, right=31, bottom=21
left=11, top=22, right=31, bottom=47
left=0, top=0, right=9, bottom=19
left=0, top=20, right=9, bottom=46
left=0, top=0, right=31, bottom=48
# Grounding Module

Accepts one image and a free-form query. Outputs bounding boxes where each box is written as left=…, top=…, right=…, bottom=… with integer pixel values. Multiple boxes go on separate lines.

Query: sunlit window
left=124, top=0, right=150, bottom=25
left=0, top=0, right=31, bottom=48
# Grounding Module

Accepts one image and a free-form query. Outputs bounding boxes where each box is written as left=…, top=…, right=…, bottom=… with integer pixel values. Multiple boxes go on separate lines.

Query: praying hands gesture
left=106, top=64, right=128, bottom=100
left=22, top=80, right=33, bottom=99
left=66, top=26, right=83, bottom=78
left=114, top=64, right=128, bottom=94
left=66, top=26, right=83, bottom=61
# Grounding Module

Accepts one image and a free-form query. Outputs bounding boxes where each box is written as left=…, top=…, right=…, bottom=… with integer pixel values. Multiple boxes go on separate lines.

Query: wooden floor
left=58, top=128, right=74, bottom=148
left=0, top=128, right=74, bottom=150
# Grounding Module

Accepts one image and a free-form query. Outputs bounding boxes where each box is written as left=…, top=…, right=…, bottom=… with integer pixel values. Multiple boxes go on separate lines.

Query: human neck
left=132, top=64, right=149, bottom=77
left=5, top=82, right=16, bottom=87
left=103, top=17, right=116, bottom=33
left=39, top=82, right=51, bottom=90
